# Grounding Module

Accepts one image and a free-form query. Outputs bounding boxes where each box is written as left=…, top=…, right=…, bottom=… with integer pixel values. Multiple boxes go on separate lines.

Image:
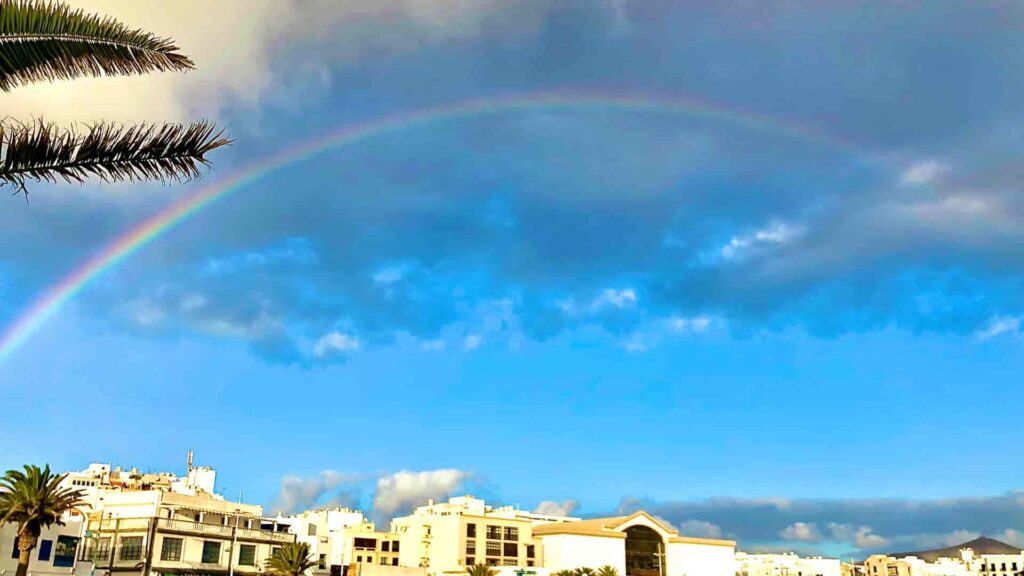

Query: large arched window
left=624, top=525, right=664, bottom=576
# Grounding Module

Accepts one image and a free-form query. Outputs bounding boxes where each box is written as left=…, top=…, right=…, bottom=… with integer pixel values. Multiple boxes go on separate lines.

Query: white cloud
left=823, top=523, right=889, bottom=549
left=678, top=519, right=723, bottom=539
left=780, top=522, right=822, bottom=542
left=313, top=331, right=361, bottom=357
left=0, top=0, right=543, bottom=124
left=901, top=160, right=948, bottom=186
left=373, top=469, right=470, bottom=519
left=373, top=263, right=413, bottom=286
left=463, top=334, right=484, bottom=350
left=854, top=527, right=890, bottom=549
left=720, top=222, right=802, bottom=260
left=666, top=315, right=711, bottom=334
left=997, top=529, right=1024, bottom=547
left=270, top=470, right=350, bottom=515
left=975, top=316, right=1022, bottom=340
left=534, top=499, right=580, bottom=517
left=593, top=288, right=638, bottom=309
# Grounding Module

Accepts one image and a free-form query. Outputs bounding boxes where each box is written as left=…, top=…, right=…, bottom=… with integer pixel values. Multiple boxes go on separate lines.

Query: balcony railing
left=156, top=518, right=294, bottom=543
left=86, top=518, right=152, bottom=532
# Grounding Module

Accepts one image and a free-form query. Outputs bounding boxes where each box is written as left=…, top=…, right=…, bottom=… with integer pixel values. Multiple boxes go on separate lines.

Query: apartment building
left=389, top=496, right=578, bottom=575
left=736, top=553, right=841, bottom=576
left=276, top=508, right=401, bottom=576
left=79, top=488, right=295, bottom=576
left=976, top=555, right=1023, bottom=576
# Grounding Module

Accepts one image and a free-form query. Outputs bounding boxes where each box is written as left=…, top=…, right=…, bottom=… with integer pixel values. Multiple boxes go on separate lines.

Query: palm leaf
left=265, top=542, right=318, bottom=576
left=0, top=464, right=85, bottom=537
left=0, top=119, right=231, bottom=194
left=0, top=0, right=193, bottom=91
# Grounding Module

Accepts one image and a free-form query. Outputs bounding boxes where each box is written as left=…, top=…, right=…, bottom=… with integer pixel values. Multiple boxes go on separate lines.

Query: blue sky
left=2, top=0, right=1024, bottom=558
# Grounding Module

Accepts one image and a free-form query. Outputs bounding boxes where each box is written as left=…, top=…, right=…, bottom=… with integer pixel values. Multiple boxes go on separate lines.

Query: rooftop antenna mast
left=187, top=450, right=194, bottom=472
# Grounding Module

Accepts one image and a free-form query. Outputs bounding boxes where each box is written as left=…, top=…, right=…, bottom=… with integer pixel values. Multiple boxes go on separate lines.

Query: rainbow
left=0, top=90, right=857, bottom=363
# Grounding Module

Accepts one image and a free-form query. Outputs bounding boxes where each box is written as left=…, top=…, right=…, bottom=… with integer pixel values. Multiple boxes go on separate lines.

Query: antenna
left=187, top=450, right=194, bottom=472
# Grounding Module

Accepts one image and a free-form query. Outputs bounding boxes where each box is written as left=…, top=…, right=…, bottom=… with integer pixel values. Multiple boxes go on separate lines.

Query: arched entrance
left=624, top=525, right=664, bottom=576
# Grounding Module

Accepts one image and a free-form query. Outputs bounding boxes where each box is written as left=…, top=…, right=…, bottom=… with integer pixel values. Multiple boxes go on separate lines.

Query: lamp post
left=228, top=510, right=240, bottom=576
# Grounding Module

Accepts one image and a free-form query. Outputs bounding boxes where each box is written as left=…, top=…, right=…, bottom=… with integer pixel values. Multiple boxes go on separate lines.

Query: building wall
left=535, top=534, right=625, bottom=573
left=978, top=554, right=1023, bottom=576
left=666, top=541, right=735, bottom=576
left=736, top=553, right=841, bottom=576
left=0, top=519, right=86, bottom=576
left=391, top=500, right=544, bottom=575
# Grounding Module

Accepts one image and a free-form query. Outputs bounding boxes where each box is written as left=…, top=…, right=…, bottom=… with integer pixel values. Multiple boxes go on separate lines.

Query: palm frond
left=0, top=119, right=232, bottom=194
left=467, top=564, right=498, bottom=576
left=0, top=464, right=85, bottom=538
left=0, top=0, right=193, bottom=91
left=265, top=542, right=318, bottom=576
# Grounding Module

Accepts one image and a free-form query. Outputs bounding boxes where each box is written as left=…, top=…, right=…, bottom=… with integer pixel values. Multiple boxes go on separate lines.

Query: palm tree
left=574, top=568, right=597, bottom=576
left=0, top=0, right=230, bottom=195
left=266, top=542, right=318, bottom=576
left=467, top=564, right=498, bottom=576
left=0, top=465, right=85, bottom=576
left=556, top=570, right=577, bottom=576
left=597, top=566, right=620, bottom=576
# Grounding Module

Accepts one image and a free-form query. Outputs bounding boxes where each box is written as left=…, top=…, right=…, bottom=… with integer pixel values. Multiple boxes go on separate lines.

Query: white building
left=532, top=511, right=736, bottom=576
left=0, top=515, right=89, bottom=576
left=389, top=495, right=568, bottom=575
left=275, top=508, right=401, bottom=576
left=736, top=553, right=841, bottom=576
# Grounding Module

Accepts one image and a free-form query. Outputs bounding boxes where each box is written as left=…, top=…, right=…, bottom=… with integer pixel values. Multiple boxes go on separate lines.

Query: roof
left=531, top=511, right=736, bottom=547
left=890, top=537, right=1023, bottom=562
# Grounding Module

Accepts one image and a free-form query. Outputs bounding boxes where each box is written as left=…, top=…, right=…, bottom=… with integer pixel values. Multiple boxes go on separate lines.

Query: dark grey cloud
left=618, top=492, right=1024, bottom=555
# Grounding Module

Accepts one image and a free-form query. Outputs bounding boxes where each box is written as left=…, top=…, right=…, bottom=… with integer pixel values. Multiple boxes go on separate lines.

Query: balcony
left=156, top=518, right=294, bottom=543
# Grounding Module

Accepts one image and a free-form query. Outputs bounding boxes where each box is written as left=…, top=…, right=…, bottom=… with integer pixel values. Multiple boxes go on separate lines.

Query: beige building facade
left=389, top=496, right=578, bottom=575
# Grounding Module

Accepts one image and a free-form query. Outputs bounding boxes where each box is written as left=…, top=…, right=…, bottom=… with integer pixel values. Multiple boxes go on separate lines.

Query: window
left=37, top=539, right=53, bottom=562
left=91, top=537, right=111, bottom=561
left=391, top=541, right=399, bottom=553
left=160, top=538, right=183, bottom=561
left=272, top=547, right=282, bottom=559
left=528, top=561, right=535, bottom=567
left=486, top=542, right=501, bottom=557
left=54, top=536, right=79, bottom=568
left=201, top=541, right=221, bottom=564
left=486, top=526, right=501, bottom=540
left=319, top=554, right=327, bottom=569
left=309, top=524, right=318, bottom=537
left=357, top=557, right=363, bottom=563
left=10, top=537, right=18, bottom=559
left=1002, top=565, right=1007, bottom=571
left=466, top=541, right=476, bottom=554
left=467, top=524, right=477, bottom=538
left=467, top=557, right=476, bottom=566
left=486, top=558, right=498, bottom=566
left=354, top=538, right=377, bottom=550
left=120, top=537, right=144, bottom=561
left=526, top=545, right=535, bottom=559
left=392, top=559, right=398, bottom=567
left=503, top=543, right=517, bottom=557
left=239, top=545, right=256, bottom=566
left=502, top=559, right=516, bottom=566
left=382, top=542, right=390, bottom=552
left=503, top=527, right=518, bottom=541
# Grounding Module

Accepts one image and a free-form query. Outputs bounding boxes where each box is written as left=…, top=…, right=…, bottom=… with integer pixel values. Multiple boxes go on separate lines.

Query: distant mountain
left=890, top=537, right=1023, bottom=562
